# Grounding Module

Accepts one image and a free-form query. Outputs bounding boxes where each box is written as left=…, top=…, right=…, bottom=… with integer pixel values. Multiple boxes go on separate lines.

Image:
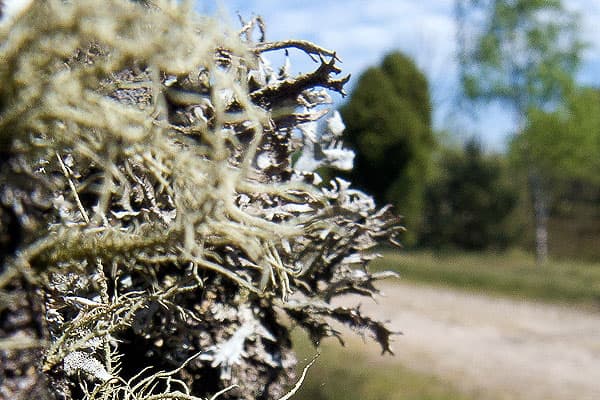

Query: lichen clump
left=0, top=1, right=401, bottom=399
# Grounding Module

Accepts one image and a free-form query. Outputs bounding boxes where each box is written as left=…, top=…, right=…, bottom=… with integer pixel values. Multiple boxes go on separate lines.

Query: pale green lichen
left=0, top=1, right=401, bottom=399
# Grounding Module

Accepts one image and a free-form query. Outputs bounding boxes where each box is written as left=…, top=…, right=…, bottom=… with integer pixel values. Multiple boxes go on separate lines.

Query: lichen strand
left=0, top=1, right=402, bottom=400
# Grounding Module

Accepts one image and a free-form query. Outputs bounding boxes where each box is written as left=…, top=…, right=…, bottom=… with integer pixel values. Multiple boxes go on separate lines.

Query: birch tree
left=455, top=0, right=581, bottom=263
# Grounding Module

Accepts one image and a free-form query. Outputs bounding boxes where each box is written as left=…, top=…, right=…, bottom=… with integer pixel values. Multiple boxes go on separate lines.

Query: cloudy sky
left=1, top=0, right=598, bottom=149
left=198, top=0, right=600, bottom=151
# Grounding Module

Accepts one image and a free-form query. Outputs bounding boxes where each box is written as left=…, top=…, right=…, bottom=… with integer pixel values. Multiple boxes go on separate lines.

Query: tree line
left=339, top=0, right=600, bottom=261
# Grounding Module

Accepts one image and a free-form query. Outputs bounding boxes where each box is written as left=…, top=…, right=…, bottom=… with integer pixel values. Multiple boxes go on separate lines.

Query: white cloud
left=568, top=1, right=600, bottom=62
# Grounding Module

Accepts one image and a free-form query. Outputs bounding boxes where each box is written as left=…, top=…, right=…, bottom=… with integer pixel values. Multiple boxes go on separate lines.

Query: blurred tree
left=511, top=88, right=600, bottom=260
left=455, top=0, right=582, bottom=263
left=512, top=88, right=600, bottom=184
left=421, top=139, right=519, bottom=250
left=340, top=52, right=434, bottom=244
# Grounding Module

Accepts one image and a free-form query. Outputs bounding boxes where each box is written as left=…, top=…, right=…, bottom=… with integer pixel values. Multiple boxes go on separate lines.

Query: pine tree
left=341, top=52, right=434, bottom=244
left=422, top=139, right=519, bottom=250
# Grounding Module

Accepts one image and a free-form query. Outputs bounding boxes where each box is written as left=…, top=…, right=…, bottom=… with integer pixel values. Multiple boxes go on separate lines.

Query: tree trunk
left=529, top=173, right=549, bottom=265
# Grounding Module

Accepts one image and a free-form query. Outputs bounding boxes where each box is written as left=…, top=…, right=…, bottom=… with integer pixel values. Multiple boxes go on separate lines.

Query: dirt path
left=336, top=281, right=600, bottom=400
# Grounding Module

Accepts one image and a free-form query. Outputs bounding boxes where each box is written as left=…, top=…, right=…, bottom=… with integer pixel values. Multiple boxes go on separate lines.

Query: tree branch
left=253, top=39, right=339, bottom=61
left=251, top=56, right=350, bottom=107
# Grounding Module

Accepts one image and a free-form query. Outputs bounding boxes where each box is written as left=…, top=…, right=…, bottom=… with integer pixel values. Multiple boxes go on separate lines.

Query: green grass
left=292, top=333, right=472, bottom=400
left=370, top=250, right=600, bottom=307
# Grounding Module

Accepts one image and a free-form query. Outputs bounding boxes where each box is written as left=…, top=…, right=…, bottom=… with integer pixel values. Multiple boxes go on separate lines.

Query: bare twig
left=251, top=56, right=350, bottom=107
left=56, top=152, right=90, bottom=224
left=276, top=354, right=319, bottom=400
left=239, top=15, right=265, bottom=43
left=254, top=40, right=339, bottom=62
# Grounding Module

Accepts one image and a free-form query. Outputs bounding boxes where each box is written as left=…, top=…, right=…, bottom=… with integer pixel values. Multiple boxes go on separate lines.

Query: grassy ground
left=292, top=332, right=473, bottom=400
left=290, top=250, right=600, bottom=400
left=370, top=250, right=600, bottom=307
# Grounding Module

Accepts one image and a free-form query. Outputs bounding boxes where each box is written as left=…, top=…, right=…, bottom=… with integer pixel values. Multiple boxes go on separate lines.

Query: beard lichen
left=0, top=1, right=402, bottom=399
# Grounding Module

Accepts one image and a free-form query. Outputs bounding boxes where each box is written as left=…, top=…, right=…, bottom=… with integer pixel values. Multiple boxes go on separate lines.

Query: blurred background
left=203, top=1, right=600, bottom=399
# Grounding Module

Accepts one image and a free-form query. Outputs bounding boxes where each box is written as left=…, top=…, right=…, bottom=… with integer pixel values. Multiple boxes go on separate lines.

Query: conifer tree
left=341, top=52, right=434, bottom=244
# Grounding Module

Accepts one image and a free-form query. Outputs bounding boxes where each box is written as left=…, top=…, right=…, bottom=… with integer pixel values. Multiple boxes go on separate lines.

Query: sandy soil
left=336, top=281, right=600, bottom=400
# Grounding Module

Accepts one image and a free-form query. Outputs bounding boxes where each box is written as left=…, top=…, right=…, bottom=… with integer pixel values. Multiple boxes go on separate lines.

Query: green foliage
left=546, top=181, right=600, bottom=262
left=458, top=0, right=581, bottom=112
left=511, top=87, right=600, bottom=184
left=340, top=52, right=434, bottom=244
left=509, top=87, right=600, bottom=261
left=456, top=0, right=583, bottom=263
left=421, top=139, right=519, bottom=250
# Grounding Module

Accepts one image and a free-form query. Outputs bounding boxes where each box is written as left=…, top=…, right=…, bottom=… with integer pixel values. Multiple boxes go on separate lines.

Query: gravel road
left=337, top=281, right=600, bottom=400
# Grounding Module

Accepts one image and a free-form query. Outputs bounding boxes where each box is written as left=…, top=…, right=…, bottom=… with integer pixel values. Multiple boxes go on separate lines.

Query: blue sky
left=198, top=0, right=600, bottom=151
